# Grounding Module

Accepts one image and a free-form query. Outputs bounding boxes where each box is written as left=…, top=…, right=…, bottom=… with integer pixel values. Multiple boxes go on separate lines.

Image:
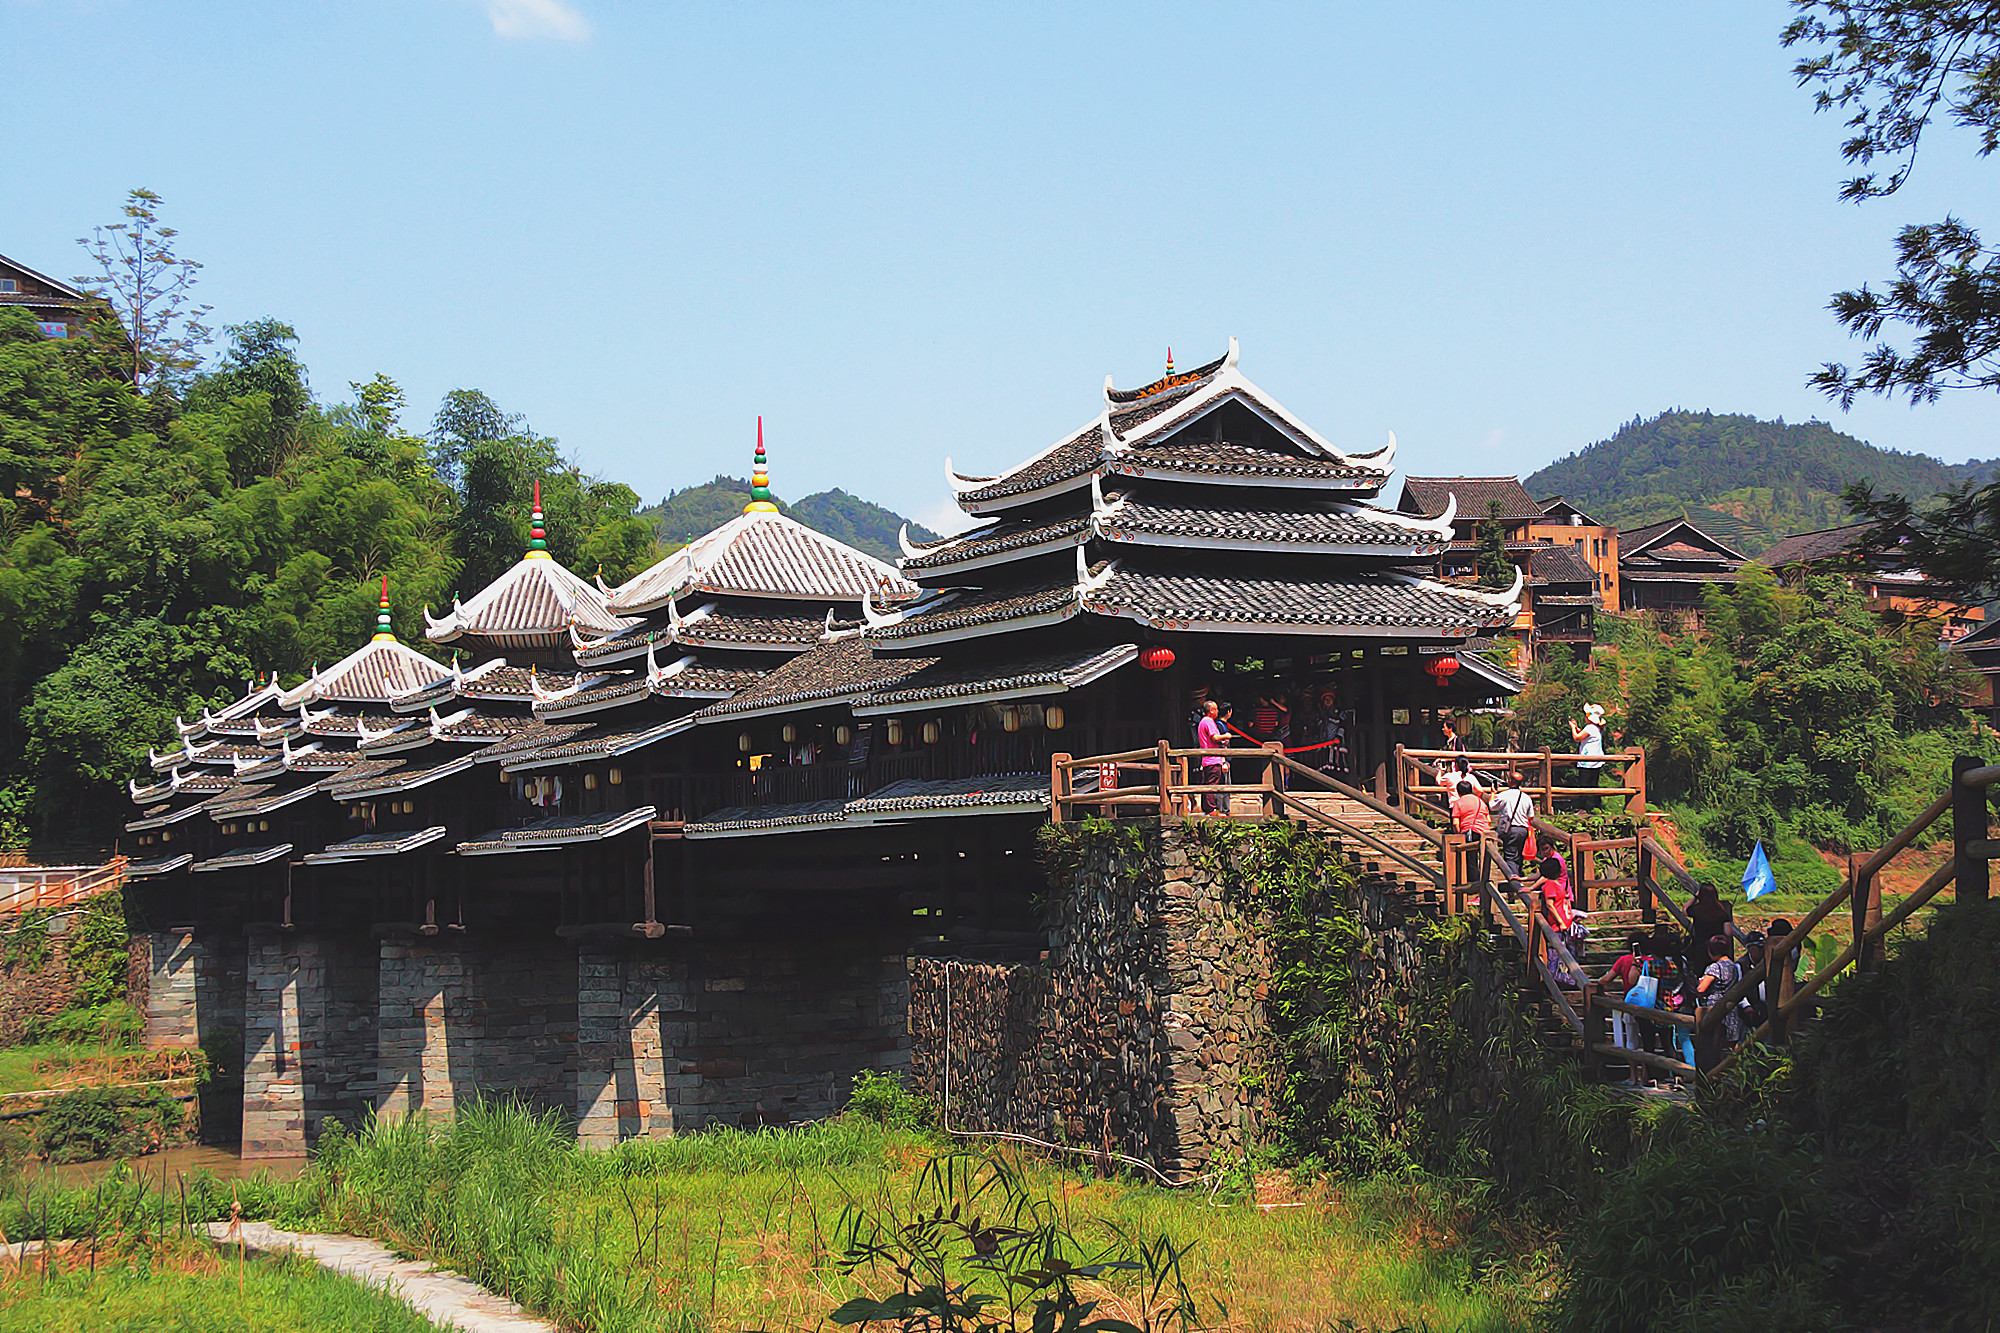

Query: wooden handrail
left=1274, top=790, right=1444, bottom=890
left=1267, top=752, right=1448, bottom=849
left=1401, top=747, right=1640, bottom=766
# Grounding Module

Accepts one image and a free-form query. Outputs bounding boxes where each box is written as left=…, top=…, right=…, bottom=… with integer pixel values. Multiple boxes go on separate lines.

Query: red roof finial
left=1166, top=346, right=1173, bottom=374
left=527, top=477, right=549, bottom=557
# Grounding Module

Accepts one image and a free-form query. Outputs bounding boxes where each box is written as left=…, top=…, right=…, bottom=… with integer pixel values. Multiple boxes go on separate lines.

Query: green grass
left=288, top=1103, right=1538, bottom=1333
left=0, top=1247, right=446, bottom=1332
left=0, top=1045, right=110, bottom=1097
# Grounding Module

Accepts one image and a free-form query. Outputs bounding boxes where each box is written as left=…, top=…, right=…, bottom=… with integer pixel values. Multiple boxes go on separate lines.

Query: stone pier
left=241, top=933, right=379, bottom=1157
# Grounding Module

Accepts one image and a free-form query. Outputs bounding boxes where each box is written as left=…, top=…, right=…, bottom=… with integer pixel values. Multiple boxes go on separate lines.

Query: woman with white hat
left=1570, top=704, right=1608, bottom=796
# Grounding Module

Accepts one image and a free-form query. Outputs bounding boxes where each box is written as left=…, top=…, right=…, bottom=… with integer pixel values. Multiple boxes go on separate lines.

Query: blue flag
left=1743, top=840, right=1776, bottom=901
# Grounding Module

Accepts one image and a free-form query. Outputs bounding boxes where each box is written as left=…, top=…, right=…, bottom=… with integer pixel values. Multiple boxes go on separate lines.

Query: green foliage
left=32, top=1084, right=185, bottom=1164
left=1475, top=502, right=1513, bottom=588
left=0, top=1252, right=453, bottom=1333
left=1522, top=408, right=1986, bottom=552
left=830, top=1152, right=1204, bottom=1333
left=2, top=909, right=53, bottom=970
left=22, top=1000, right=142, bottom=1047
left=845, top=1069, right=933, bottom=1131
left=640, top=475, right=938, bottom=564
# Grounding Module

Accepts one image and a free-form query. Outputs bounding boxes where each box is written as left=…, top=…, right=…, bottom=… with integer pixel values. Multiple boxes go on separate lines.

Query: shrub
left=23, top=999, right=143, bottom=1046
left=33, top=1085, right=185, bottom=1163
left=844, top=1070, right=931, bottom=1130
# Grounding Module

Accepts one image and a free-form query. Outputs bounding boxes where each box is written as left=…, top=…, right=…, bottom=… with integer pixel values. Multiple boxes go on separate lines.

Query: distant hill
left=1525, top=410, right=1997, bottom=554
left=639, top=476, right=938, bottom=565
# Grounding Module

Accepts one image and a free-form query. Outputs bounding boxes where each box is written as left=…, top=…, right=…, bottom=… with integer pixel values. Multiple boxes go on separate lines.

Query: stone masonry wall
left=908, top=823, right=1273, bottom=1179
left=241, top=933, right=378, bottom=1157
left=376, top=940, right=577, bottom=1125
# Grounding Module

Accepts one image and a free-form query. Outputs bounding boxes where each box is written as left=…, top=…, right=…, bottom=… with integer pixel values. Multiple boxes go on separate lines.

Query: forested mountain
left=641, top=478, right=936, bottom=564
left=1525, top=410, right=1996, bottom=553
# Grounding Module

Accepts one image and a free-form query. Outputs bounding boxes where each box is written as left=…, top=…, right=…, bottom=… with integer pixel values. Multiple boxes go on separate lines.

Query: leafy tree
left=1474, top=501, right=1512, bottom=587
left=429, top=388, right=518, bottom=491
left=1785, top=2, right=2000, bottom=405
left=72, top=188, right=212, bottom=391
left=1843, top=476, right=2000, bottom=600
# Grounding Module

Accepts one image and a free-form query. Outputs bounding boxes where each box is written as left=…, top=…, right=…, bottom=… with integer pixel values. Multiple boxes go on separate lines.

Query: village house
left=1617, top=515, right=1748, bottom=614
left=0, top=251, right=94, bottom=339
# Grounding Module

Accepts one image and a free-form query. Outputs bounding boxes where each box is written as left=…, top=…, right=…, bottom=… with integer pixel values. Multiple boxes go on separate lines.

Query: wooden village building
left=1616, top=516, right=1749, bottom=614
left=123, top=343, right=1528, bottom=1156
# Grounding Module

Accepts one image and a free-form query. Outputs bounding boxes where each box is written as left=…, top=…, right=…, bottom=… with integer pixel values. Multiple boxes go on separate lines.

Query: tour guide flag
left=1743, top=840, right=1776, bottom=901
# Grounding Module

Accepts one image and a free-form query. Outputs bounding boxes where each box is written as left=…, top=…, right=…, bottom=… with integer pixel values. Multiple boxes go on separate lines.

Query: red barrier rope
left=1220, top=722, right=1340, bottom=755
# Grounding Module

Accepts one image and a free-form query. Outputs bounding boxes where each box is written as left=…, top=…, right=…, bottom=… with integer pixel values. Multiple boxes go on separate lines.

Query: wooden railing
left=0, top=857, right=129, bottom=921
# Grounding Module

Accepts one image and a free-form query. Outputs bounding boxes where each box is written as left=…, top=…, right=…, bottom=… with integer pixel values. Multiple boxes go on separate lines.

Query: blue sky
left=3, top=1, right=1993, bottom=534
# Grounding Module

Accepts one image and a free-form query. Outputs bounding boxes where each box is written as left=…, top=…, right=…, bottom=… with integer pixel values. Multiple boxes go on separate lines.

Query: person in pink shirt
left=1197, top=700, right=1230, bottom=814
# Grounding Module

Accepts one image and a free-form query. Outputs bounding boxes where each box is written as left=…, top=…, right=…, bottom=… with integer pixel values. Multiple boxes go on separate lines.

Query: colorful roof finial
left=1165, top=347, right=1173, bottom=374
left=745, top=416, right=780, bottom=514
left=527, top=478, right=551, bottom=559
left=372, top=574, right=396, bottom=642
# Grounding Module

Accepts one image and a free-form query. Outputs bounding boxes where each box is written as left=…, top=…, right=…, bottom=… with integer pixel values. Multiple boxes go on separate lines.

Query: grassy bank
left=0, top=1244, right=447, bottom=1332
left=0, top=1107, right=1541, bottom=1332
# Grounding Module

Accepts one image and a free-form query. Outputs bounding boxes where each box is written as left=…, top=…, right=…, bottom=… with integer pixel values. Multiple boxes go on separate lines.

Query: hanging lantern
left=886, top=718, right=904, bottom=745
left=584, top=772, right=598, bottom=791
left=738, top=732, right=753, bottom=752
left=607, top=767, right=623, bottom=786
left=1139, top=645, right=1176, bottom=671
left=1002, top=706, right=1021, bottom=733
left=835, top=725, right=852, bottom=745
left=922, top=720, right=941, bottom=745
left=781, top=723, right=798, bottom=744
left=1424, top=655, right=1461, bottom=687
left=1044, top=704, right=1065, bottom=731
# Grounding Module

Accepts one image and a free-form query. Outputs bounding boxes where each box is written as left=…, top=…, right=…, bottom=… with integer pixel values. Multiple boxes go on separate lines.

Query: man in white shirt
left=1489, top=770, right=1536, bottom=878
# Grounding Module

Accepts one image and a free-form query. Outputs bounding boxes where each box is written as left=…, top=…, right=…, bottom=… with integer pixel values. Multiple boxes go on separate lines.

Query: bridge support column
left=575, top=949, right=683, bottom=1147
left=241, top=933, right=377, bottom=1157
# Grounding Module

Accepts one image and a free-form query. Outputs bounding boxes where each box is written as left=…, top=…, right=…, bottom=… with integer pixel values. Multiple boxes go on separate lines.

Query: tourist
left=1683, top=882, right=1743, bottom=977
left=1570, top=704, right=1607, bottom=798
left=1453, top=755, right=1487, bottom=794
left=1536, top=852, right=1580, bottom=982
left=1197, top=700, right=1229, bottom=814
left=1453, top=779, right=1492, bottom=891
left=1590, top=946, right=1647, bottom=1084
left=1740, top=930, right=1769, bottom=1030
left=1693, top=935, right=1747, bottom=1072
left=1186, top=685, right=1210, bottom=746
left=1490, top=770, right=1535, bottom=878
left=1441, top=715, right=1467, bottom=756
left=1763, top=917, right=1806, bottom=1042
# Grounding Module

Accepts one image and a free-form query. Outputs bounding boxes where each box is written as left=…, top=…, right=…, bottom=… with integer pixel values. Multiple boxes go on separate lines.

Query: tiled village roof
left=609, top=509, right=915, bottom=612
left=1399, top=476, right=1542, bottom=520
left=190, top=844, right=292, bottom=873
left=868, top=577, right=1081, bottom=642
left=456, top=806, right=656, bottom=855
left=691, top=636, right=937, bottom=721
left=425, top=552, right=635, bottom=646
left=1098, top=494, right=1448, bottom=552
left=500, top=717, right=693, bottom=772
left=533, top=659, right=768, bottom=719
left=901, top=516, right=1090, bottom=572
left=390, top=663, right=577, bottom=713
left=852, top=644, right=1136, bottom=713
left=327, top=750, right=477, bottom=799
left=303, top=826, right=450, bottom=864
left=1083, top=566, right=1518, bottom=635
left=682, top=799, right=851, bottom=839
left=204, top=782, right=322, bottom=819
left=472, top=720, right=592, bottom=766
left=278, top=638, right=451, bottom=708
left=1529, top=544, right=1598, bottom=585
left=125, top=854, right=193, bottom=878
left=1110, top=440, right=1385, bottom=484
left=846, top=771, right=1051, bottom=817
left=1757, top=521, right=1879, bottom=568
left=1619, top=516, right=1750, bottom=562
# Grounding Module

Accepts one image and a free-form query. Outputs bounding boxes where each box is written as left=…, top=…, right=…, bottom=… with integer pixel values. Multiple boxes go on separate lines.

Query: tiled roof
left=391, top=663, right=576, bottom=713
left=204, top=782, right=321, bottom=819
left=1105, top=353, right=1230, bottom=404
left=1640, top=542, right=1731, bottom=563
left=125, top=800, right=213, bottom=833
left=1533, top=594, right=1601, bottom=608
left=846, top=771, right=1050, bottom=817
left=281, top=750, right=368, bottom=772
left=853, top=643, right=1136, bottom=713
left=900, top=516, right=1090, bottom=573
left=1083, top=566, right=1517, bottom=634
left=951, top=425, right=1104, bottom=504
left=1399, top=476, right=1541, bottom=520
left=278, top=638, right=451, bottom=708
left=303, top=826, right=449, bottom=864
left=533, top=659, right=767, bottom=719
left=1112, top=439, right=1384, bottom=484
left=426, top=553, right=635, bottom=646
left=693, top=636, right=935, bottom=720
left=303, top=711, right=407, bottom=738
left=456, top=806, right=656, bottom=855
left=1757, top=522, right=1879, bottom=567
left=327, top=751, right=476, bottom=799
left=683, top=799, right=851, bottom=839
left=473, top=719, right=593, bottom=765
left=1529, top=544, right=1598, bottom=585
left=314, top=758, right=407, bottom=792
left=1621, top=569, right=1741, bottom=583
left=190, top=844, right=292, bottom=873
left=125, top=854, right=192, bottom=878
left=1620, top=517, right=1750, bottom=561
left=868, top=576, right=1081, bottom=642
left=1099, top=494, right=1447, bottom=552
left=501, top=717, right=692, bottom=772
left=612, top=510, right=916, bottom=612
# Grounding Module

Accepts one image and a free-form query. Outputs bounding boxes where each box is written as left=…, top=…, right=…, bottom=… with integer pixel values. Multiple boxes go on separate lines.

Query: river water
left=24, top=1144, right=309, bottom=1190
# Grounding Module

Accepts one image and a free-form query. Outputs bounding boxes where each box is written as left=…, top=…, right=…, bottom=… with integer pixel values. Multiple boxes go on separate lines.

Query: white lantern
left=607, top=767, right=623, bottom=786
left=781, top=723, right=798, bottom=743
left=584, top=773, right=598, bottom=791
left=738, top=732, right=753, bottom=752
left=1044, top=704, right=1065, bottom=731
left=835, top=725, right=852, bottom=745
left=886, top=718, right=904, bottom=745
left=1002, top=706, right=1021, bottom=733
left=922, top=720, right=941, bottom=745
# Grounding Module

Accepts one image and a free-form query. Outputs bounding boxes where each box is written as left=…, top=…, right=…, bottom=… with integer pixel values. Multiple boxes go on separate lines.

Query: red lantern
left=1424, top=655, right=1461, bottom=686
left=1138, top=645, right=1176, bottom=671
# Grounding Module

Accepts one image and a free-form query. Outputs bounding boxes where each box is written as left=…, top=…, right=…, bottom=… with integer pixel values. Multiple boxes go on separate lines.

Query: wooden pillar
left=1625, top=748, right=1647, bottom=818
left=1637, top=839, right=1656, bottom=926
left=1049, top=752, right=1070, bottom=823
left=1954, top=754, right=1989, bottom=903
left=1157, top=740, right=1175, bottom=821
left=1368, top=659, right=1390, bottom=801
left=1539, top=747, right=1553, bottom=808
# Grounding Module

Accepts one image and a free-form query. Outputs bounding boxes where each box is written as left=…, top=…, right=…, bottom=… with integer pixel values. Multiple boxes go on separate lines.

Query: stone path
left=206, top=1221, right=557, bottom=1333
